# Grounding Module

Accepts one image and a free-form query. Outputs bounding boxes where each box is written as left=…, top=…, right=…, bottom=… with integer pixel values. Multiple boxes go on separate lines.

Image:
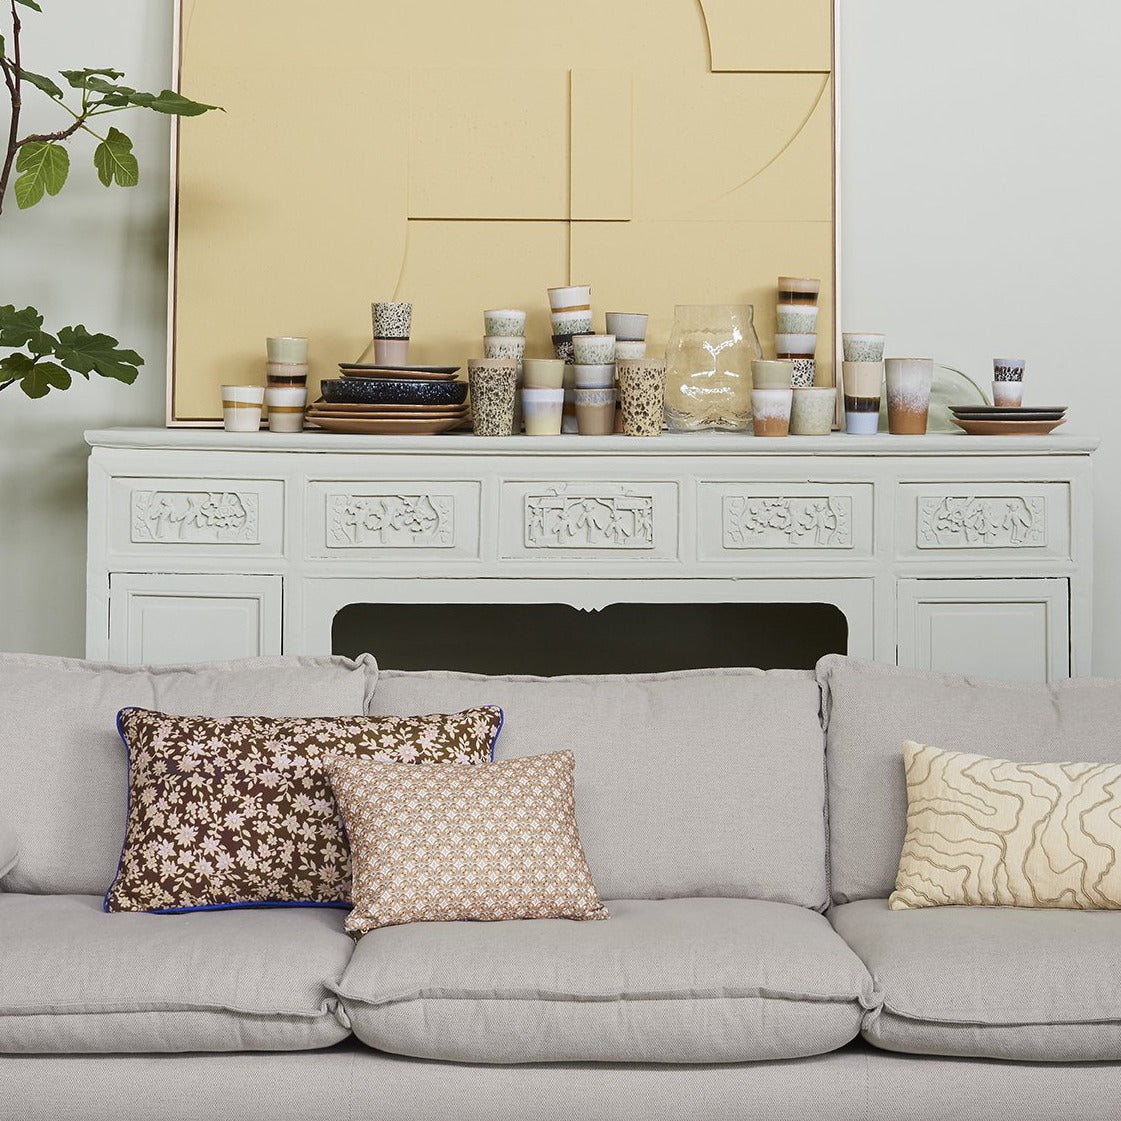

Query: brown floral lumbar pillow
left=325, top=749, right=608, bottom=934
left=105, top=706, right=503, bottom=914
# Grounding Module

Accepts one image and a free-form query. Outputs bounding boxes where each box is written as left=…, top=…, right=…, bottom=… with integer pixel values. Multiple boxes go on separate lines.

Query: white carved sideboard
left=85, top=429, right=1096, bottom=680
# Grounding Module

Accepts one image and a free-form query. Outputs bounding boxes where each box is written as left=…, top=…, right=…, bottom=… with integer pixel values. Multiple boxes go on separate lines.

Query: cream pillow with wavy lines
left=891, top=740, right=1121, bottom=910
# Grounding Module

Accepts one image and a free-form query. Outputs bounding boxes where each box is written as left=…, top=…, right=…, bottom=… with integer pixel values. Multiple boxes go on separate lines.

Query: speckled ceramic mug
left=616, top=359, right=666, bottom=436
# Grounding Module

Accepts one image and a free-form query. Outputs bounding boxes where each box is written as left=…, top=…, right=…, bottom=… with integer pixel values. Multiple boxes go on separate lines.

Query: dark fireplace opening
left=333, top=602, right=847, bottom=676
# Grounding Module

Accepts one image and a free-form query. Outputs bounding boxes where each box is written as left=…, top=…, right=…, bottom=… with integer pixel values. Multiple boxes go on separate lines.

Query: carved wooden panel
left=723, top=496, right=852, bottom=549
left=327, top=494, right=454, bottom=549
left=525, top=493, right=655, bottom=550
left=917, top=496, right=1046, bottom=549
left=131, top=490, right=259, bottom=545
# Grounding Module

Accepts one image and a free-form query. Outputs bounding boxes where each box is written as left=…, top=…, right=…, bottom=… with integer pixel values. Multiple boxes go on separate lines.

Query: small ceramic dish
left=321, top=377, right=468, bottom=406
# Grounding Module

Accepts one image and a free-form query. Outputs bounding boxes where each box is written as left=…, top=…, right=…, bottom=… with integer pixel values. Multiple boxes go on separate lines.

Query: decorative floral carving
left=918, top=497, right=1045, bottom=548
left=525, top=493, right=655, bottom=549
left=131, top=491, right=258, bottom=544
left=723, top=496, right=852, bottom=548
left=329, top=494, right=453, bottom=548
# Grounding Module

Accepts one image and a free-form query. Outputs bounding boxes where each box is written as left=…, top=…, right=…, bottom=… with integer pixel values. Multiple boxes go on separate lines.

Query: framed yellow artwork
left=168, top=0, right=839, bottom=424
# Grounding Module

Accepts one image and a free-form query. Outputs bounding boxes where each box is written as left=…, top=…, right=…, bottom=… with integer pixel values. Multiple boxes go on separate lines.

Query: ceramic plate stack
left=307, top=366, right=468, bottom=434
left=950, top=405, right=1067, bottom=436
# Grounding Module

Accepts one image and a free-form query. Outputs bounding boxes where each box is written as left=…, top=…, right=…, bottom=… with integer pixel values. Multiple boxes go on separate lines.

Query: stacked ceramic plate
left=307, top=365, right=468, bottom=434
left=950, top=405, right=1067, bottom=436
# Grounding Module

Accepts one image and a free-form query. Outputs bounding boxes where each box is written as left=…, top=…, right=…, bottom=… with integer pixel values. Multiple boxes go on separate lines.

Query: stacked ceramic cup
left=467, top=358, right=517, bottom=437
left=521, top=357, right=566, bottom=436
left=483, top=309, right=528, bottom=430
left=750, top=359, right=794, bottom=437
left=265, top=336, right=308, bottom=433
left=616, top=359, right=666, bottom=436
left=993, top=358, right=1026, bottom=406
left=548, top=284, right=593, bottom=433
left=606, top=312, right=649, bottom=359
left=371, top=301, right=412, bottom=366
left=841, top=333, right=886, bottom=435
left=572, top=333, right=617, bottom=435
left=776, top=276, right=820, bottom=387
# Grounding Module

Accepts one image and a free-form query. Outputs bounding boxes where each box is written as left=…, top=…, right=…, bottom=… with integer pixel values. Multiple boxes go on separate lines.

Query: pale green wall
left=1, top=1, right=1119, bottom=671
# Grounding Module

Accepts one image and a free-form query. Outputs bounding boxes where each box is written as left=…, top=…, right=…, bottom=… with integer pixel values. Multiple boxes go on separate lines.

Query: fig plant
left=0, top=0, right=218, bottom=398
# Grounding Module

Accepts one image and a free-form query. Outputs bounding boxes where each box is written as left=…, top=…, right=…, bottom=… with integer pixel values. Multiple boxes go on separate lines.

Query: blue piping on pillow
left=488, top=706, right=505, bottom=761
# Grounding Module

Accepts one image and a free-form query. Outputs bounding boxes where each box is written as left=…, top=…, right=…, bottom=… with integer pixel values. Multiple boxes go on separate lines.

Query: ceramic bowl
left=605, top=312, right=648, bottom=341
left=320, top=377, right=468, bottom=406
left=774, top=332, right=818, bottom=357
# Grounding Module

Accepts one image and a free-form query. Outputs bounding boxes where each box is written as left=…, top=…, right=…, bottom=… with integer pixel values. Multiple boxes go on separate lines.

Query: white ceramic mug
left=221, top=384, right=265, bottom=432
left=265, top=386, right=307, bottom=432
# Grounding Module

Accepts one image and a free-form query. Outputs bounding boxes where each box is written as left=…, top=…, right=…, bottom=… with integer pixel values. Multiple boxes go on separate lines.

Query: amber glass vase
left=663, top=305, right=762, bottom=431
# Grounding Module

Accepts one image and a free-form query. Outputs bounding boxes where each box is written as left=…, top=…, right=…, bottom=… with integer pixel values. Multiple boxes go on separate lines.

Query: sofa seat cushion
left=371, top=669, right=829, bottom=908
left=334, top=897, right=875, bottom=1064
left=0, top=894, right=353, bottom=1053
left=831, top=898, right=1121, bottom=1061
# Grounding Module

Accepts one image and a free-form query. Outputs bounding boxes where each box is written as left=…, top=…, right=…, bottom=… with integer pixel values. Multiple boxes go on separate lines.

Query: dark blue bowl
left=321, top=378, right=468, bottom=406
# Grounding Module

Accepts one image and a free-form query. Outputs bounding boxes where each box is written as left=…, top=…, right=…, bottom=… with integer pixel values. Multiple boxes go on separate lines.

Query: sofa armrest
left=0, top=817, right=19, bottom=880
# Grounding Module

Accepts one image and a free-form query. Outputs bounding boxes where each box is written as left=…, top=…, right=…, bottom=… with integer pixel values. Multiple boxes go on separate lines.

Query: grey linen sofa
left=1, top=650, right=1120, bottom=1121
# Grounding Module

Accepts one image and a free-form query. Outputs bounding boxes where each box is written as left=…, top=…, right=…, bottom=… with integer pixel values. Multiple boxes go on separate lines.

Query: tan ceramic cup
left=467, top=359, right=517, bottom=436
left=522, top=358, right=566, bottom=389
left=751, top=359, right=794, bottom=389
left=616, top=359, right=666, bottom=436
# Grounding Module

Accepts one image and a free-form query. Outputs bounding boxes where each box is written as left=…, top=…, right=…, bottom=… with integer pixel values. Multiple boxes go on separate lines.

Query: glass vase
left=664, top=305, right=762, bottom=431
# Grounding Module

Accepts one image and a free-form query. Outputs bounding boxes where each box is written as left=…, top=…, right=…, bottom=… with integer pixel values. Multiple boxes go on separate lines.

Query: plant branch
left=0, top=0, right=23, bottom=218
left=0, top=377, right=16, bottom=393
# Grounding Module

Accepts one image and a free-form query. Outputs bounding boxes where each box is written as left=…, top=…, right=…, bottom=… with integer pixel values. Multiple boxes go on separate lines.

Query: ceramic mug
left=842, top=361, right=883, bottom=435
left=843, top=333, right=886, bottom=363
left=751, top=388, right=793, bottom=437
left=467, top=359, right=517, bottom=436
left=266, top=336, right=308, bottom=363
left=521, top=387, right=565, bottom=436
left=372, top=301, right=412, bottom=339
left=751, top=359, right=794, bottom=389
left=265, top=386, right=307, bottom=433
left=572, top=334, right=616, bottom=365
left=885, top=358, right=934, bottom=434
left=483, top=309, right=527, bottom=337
left=616, top=359, right=666, bottom=436
left=522, top=358, right=566, bottom=389
left=221, top=384, right=265, bottom=433
left=789, top=386, right=837, bottom=435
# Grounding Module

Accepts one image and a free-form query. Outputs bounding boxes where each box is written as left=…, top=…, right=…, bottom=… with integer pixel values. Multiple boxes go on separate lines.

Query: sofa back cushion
left=370, top=668, right=829, bottom=908
left=819, top=655, right=1121, bottom=903
left=0, top=653, right=377, bottom=896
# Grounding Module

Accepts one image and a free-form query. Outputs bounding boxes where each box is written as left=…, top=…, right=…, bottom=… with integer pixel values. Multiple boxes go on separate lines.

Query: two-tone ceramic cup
left=842, top=361, right=884, bottom=435
left=467, top=359, right=517, bottom=436
left=522, top=387, right=565, bottom=435
left=265, top=386, right=307, bottom=433
left=885, top=357, right=934, bottom=434
left=575, top=388, right=617, bottom=435
left=775, top=333, right=817, bottom=358
left=615, top=339, right=647, bottom=359
left=573, top=363, right=615, bottom=390
left=221, top=384, right=265, bottom=433
left=373, top=301, right=412, bottom=365
left=751, top=388, right=793, bottom=436
left=778, top=276, right=820, bottom=305
left=776, top=304, right=819, bottom=334
left=993, top=358, right=1025, bottom=406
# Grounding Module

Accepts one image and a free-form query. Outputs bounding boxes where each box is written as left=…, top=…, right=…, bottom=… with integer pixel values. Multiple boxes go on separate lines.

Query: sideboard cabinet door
left=896, top=578, right=1070, bottom=683
left=107, top=574, right=282, bottom=665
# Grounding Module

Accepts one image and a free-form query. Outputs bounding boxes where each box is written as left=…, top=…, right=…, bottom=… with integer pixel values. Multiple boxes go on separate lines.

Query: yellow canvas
left=172, top=0, right=836, bottom=422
